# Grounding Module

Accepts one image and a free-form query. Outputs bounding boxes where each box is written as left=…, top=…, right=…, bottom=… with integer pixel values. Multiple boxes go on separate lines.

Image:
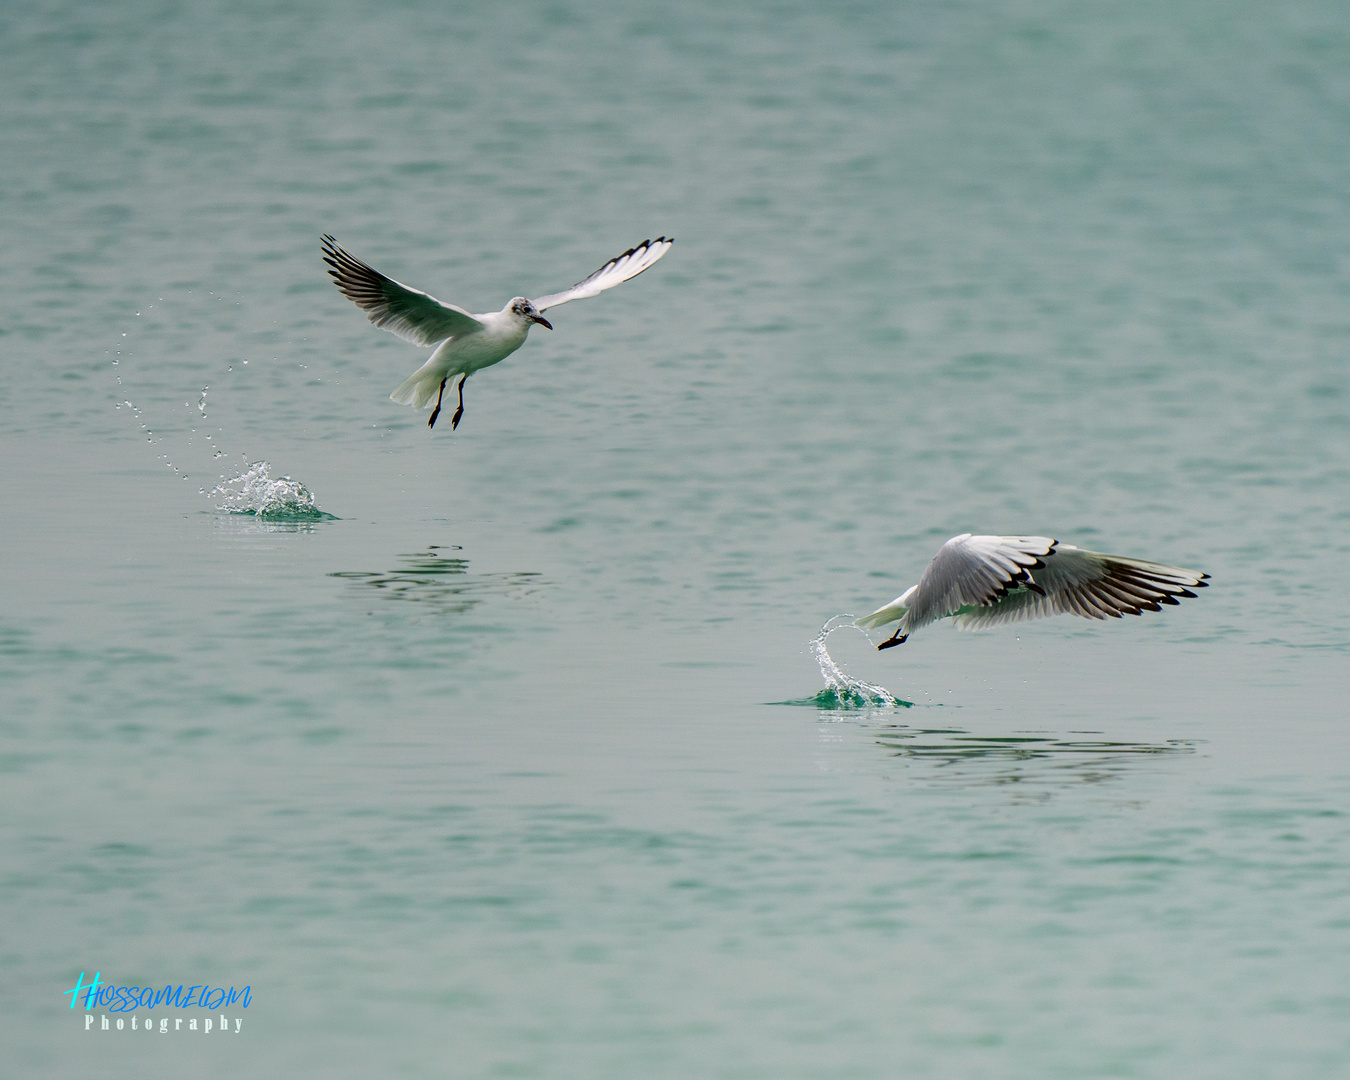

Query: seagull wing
left=531, top=237, right=674, bottom=312
left=953, top=544, right=1209, bottom=627
left=858, top=535, right=1056, bottom=633
left=905, top=534, right=1058, bottom=631
left=322, top=236, right=484, bottom=346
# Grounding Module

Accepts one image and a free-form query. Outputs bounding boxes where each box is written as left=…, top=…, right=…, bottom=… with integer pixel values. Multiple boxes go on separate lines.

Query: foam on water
left=208, top=460, right=332, bottom=520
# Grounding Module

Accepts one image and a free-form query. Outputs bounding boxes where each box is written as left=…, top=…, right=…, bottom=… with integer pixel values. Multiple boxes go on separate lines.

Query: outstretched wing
left=858, top=535, right=1055, bottom=633
left=954, top=544, right=1209, bottom=627
left=322, top=236, right=483, bottom=346
left=904, top=534, right=1058, bottom=631
left=531, top=237, right=674, bottom=312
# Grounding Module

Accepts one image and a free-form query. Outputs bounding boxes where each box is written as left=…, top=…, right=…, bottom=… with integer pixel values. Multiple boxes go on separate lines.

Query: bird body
left=388, top=302, right=535, bottom=411
left=322, top=235, right=673, bottom=429
left=856, top=534, right=1208, bottom=649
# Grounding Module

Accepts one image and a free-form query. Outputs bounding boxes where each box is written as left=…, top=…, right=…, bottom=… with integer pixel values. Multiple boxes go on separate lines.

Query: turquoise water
left=3, top=0, right=1349, bottom=1075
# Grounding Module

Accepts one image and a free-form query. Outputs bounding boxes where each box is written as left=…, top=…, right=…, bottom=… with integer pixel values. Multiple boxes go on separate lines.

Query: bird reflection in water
left=329, top=546, right=545, bottom=616
left=867, top=723, right=1197, bottom=794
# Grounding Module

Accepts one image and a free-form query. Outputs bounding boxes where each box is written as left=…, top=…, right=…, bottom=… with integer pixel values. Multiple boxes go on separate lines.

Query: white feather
left=856, top=534, right=1208, bottom=646
left=322, top=234, right=673, bottom=430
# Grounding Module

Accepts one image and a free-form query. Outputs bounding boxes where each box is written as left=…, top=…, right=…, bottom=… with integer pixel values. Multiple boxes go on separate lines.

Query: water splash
left=110, top=293, right=299, bottom=486
left=207, top=461, right=333, bottom=520
left=109, top=300, right=197, bottom=482
left=808, top=615, right=903, bottom=708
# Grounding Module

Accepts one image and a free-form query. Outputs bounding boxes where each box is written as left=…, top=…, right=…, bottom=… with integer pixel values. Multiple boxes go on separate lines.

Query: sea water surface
left=2, top=0, right=1349, bottom=1076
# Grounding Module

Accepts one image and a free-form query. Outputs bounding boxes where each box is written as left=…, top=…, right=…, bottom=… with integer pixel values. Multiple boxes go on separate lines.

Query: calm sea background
left=3, top=0, right=1348, bottom=1076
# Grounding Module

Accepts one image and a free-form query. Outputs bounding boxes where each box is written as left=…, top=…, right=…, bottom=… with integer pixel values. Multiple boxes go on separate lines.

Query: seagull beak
left=533, top=314, right=552, bottom=330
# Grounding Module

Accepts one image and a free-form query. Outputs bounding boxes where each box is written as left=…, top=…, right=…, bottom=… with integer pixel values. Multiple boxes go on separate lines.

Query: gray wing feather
left=954, top=544, right=1209, bottom=627
left=322, top=236, right=483, bottom=346
left=905, top=535, right=1057, bottom=632
left=532, top=237, right=674, bottom=311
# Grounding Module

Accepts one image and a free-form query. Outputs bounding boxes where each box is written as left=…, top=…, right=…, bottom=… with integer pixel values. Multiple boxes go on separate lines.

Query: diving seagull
left=855, top=534, right=1209, bottom=650
left=322, top=235, right=674, bottom=430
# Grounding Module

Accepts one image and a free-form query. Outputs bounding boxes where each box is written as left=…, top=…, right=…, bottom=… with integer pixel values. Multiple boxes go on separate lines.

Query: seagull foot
left=428, top=377, right=448, bottom=430
left=449, top=374, right=467, bottom=430
left=877, top=633, right=908, bottom=651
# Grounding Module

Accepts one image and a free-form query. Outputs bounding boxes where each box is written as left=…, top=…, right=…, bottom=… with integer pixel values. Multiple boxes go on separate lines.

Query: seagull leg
left=877, top=629, right=908, bottom=651
left=450, top=374, right=467, bottom=430
left=428, top=378, right=448, bottom=430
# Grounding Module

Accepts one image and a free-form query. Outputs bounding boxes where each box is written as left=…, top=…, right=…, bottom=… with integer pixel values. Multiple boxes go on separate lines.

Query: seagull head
left=509, top=297, right=552, bottom=330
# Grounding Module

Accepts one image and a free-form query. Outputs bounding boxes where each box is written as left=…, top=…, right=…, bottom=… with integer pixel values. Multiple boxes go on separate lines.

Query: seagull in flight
left=322, top=235, right=674, bottom=430
left=855, top=534, right=1209, bottom=650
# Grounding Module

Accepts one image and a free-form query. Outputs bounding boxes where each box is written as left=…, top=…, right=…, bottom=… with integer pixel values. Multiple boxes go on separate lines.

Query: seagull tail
left=854, top=604, right=907, bottom=631
left=391, top=370, right=445, bottom=410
